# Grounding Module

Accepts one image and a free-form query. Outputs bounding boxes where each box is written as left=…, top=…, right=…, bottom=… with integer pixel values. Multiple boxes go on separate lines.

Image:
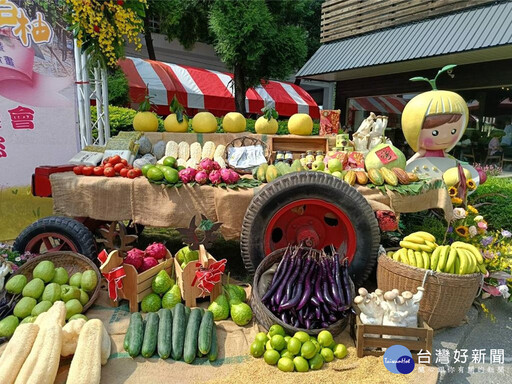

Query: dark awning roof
left=297, top=2, right=512, bottom=81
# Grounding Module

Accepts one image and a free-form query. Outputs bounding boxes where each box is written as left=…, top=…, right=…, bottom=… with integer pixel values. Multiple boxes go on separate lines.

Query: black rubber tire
left=13, top=216, right=98, bottom=262
left=240, top=172, right=380, bottom=286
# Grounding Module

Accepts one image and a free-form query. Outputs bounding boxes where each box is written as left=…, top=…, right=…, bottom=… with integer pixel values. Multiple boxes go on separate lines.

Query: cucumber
left=198, top=307, right=205, bottom=316
left=127, top=312, right=144, bottom=357
left=183, top=308, right=202, bottom=364
left=141, top=312, right=159, bottom=358
left=198, top=310, right=214, bottom=354
left=123, top=316, right=133, bottom=352
left=157, top=309, right=172, bottom=359
left=184, top=306, right=191, bottom=322
left=171, top=303, right=186, bottom=360
left=208, top=324, right=218, bottom=362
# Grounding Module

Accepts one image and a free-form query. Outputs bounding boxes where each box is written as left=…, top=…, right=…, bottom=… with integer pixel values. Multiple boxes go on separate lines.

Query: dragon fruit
left=195, top=170, right=208, bottom=184
left=209, top=169, right=222, bottom=185
left=124, top=248, right=144, bottom=270
left=140, top=256, right=158, bottom=272
left=145, top=242, right=167, bottom=260
left=220, top=168, right=232, bottom=183
left=179, top=167, right=197, bottom=183
left=212, top=161, right=221, bottom=170
left=199, top=158, right=214, bottom=173
left=228, top=169, right=240, bottom=183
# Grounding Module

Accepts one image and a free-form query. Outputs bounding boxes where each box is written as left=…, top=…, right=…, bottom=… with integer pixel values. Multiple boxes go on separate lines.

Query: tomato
left=127, top=169, right=137, bottom=179
left=133, top=168, right=142, bottom=177
left=114, top=163, right=125, bottom=173
left=82, top=166, right=94, bottom=176
left=104, top=167, right=115, bottom=177
left=104, top=162, right=113, bottom=169
left=121, top=159, right=128, bottom=165
left=93, top=166, right=104, bottom=176
left=73, top=166, right=83, bottom=175
left=103, top=157, right=110, bottom=165
left=110, top=155, right=121, bottom=165
left=119, top=168, right=129, bottom=178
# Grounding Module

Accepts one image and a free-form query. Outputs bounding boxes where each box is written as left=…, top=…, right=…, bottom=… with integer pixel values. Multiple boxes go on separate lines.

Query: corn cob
left=165, top=141, right=179, bottom=158
left=214, top=144, right=226, bottom=159
left=214, top=156, right=226, bottom=168
left=178, top=141, right=190, bottom=161
left=189, top=142, right=202, bottom=162
left=201, top=141, right=216, bottom=159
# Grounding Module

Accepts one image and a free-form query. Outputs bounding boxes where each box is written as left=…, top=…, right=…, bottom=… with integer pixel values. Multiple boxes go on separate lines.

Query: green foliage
left=108, top=67, right=130, bottom=106
left=90, top=106, right=164, bottom=137
left=469, top=177, right=512, bottom=230
left=399, top=212, right=447, bottom=244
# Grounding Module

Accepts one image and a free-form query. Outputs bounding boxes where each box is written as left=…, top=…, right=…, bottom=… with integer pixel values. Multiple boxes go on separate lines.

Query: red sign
left=375, top=145, right=398, bottom=164
left=8, top=105, right=34, bottom=129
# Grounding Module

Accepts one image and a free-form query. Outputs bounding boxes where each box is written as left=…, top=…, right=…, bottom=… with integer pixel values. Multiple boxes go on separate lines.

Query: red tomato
left=119, top=168, right=129, bottom=178
left=121, top=159, right=128, bottom=165
left=127, top=169, right=137, bottom=179
left=114, top=163, right=125, bottom=173
left=104, top=167, right=115, bottom=177
left=103, top=157, right=110, bottom=165
left=82, top=166, right=94, bottom=176
left=133, top=168, right=142, bottom=177
left=73, top=166, right=83, bottom=175
left=104, top=162, right=113, bottom=169
left=93, top=166, right=104, bottom=176
left=110, top=155, right=121, bottom=165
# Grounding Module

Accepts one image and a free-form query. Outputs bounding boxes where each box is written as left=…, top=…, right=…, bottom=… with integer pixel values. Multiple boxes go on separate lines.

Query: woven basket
left=224, top=136, right=270, bottom=174
left=377, top=254, right=483, bottom=330
left=251, top=248, right=353, bottom=336
left=9, top=252, right=102, bottom=312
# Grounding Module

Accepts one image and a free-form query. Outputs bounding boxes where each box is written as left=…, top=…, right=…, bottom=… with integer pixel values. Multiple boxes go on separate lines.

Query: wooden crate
left=100, top=249, right=173, bottom=312
left=356, top=315, right=433, bottom=364
left=175, top=245, right=222, bottom=307
left=269, top=136, right=329, bottom=161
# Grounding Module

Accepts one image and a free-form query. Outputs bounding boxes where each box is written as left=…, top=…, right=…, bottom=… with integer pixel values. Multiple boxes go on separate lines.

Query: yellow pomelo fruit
left=223, top=112, right=246, bottom=133
left=443, top=167, right=471, bottom=187
left=164, top=114, right=188, bottom=132
left=288, top=113, right=313, bottom=135
left=255, top=116, right=278, bottom=134
left=192, top=112, right=218, bottom=133
left=133, top=111, right=159, bottom=132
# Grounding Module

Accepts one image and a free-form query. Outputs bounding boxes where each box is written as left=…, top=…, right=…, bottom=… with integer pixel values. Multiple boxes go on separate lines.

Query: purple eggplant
left=294, top=318, right=300, bottom=328
left=341, top=258, right=353, bottom=305
left=296, top=263, right=316, bottom=310
left=333, top=253, right=346, bottom=308
left=262, top=250, right=292, bottom=304
left=322, top=269, right=338, bottom=310
left=329, top=314, right=338, bottom=323
left=314, top=262, right=325, bottom=305
left=273, top=255, right=298, bottom=307
left=283, top=256, right=304, bottom=304
left=321, top=322, right=329, bottom=328
left=315, top=306, right=321, bottom=319
left=324, top=258, right=341, bottom=306
left=280, top=256, right=314, bottom=311
left=310, top=295, right=320, bottom=307
left=305, top=318, right=312, bottom=329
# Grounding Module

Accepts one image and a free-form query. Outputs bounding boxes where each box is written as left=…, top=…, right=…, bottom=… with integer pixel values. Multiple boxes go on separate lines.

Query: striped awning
left=119, top=57, right=319, bottom=118
left=349, top=96, right=407, bottom=114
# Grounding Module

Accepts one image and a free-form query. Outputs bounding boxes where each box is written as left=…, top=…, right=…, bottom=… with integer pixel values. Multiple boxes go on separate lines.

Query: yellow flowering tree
left=66, top=0, right=146, bottom=68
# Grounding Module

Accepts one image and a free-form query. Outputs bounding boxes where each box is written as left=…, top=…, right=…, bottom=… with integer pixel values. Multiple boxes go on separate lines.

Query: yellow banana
left=437, top=246, right=450, bottom=272
left=460, top=249, right=476, bottom=273
left=393, top=251, right=401, bottom=261
left=412, top=231, right=436, bottom=243
left=477, top=262, right=488, bottom=274
left=458, top=249, right=468, bottom=275
left=445, top=247, right=458, bottom=273
left=407, top=249, right=417, bottom=266
left=454, top=255, right=460, bottom=275
left=422, top=251, right=430, bottom=269
left=451, top=241, right=484, bottom=264
left=399, top=248, right=409, bottom=264
left=403, top=234, right=427, bottom=244
left=425, top=241, right=438, bottom=251
left=448, top=262, right=455, bottom=274
left=400, top=241, right=421, bottom=251
left=430, top=246, right=442, bottom=270
left=414, top=251, right=424, bottom=269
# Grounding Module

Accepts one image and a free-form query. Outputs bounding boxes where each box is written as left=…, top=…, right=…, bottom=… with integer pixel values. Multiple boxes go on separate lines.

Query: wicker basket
left=224, top=136, right=270, bottom=174
left=377, top=254, right=483, bottom=330
left=251, top=248, right=353, bottom=336
left=9, top=252, right=101, bottom=312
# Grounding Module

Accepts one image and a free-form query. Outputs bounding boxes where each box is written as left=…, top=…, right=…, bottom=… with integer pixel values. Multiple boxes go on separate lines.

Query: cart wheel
left=240, top=172, right=380, bottom=285
left=13, top=216, right=97, bottom=261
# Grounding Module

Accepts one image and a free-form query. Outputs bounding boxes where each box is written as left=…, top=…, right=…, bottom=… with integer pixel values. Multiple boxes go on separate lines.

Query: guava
left=22, top=278, right=45, bottom=299
left=5, top=275, right=27, bottom=294
left=80, top=270, right=98, bottom=292
left=79, top=289, right=89, bottom=306
left=33, top=260, right=55, bottom=283
left=52, top=267, right=69, bottom=285
left=42, top=283, right=61, bottom=303
left=31, top=300, right=53, bottom=316
left=14, top=297, right=37, bottom=318
left=141, top=293, right=161, bottom=312
left=69, top=272, right=82, bottom=287
left=65, top=299, right=83, bottom=320
left=0, top=315, right=19, bottom=337
left=230, top=302, right=252, bottom=326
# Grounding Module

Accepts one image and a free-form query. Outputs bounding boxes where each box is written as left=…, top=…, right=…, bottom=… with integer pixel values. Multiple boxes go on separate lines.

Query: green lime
left=327, top=340, right=336, bottom=350
left=163, top=168, right=179, bottom=183
left=300, top=341, right=316, bottom=359
left=284, top=335, right=291, bottom=343
left=268, top=324, right=286, bottom=337
left=293, top=356, right=309, bottom=372
left=287, top=337, right=301, bottom=355
left=141, top=164, right=154, bottom=176
left=333, top=343, right=348, bottom=359
left=277, top=357, right=294, bottom=372
left=147, top=167, right=164, bottom=181
left=270, top=335, right=286, bottom=351
left=177, top=165, right=186, bottom=171
left=309, top=353, right=324, bottom=370
left=255, top=332, right=269, bottom=344
left=321, top=347, right=334, bottom=362
left=163, top=156, right=177, bottom=168
left=311, top=339, right=321, bottom=354
left=250, top=341, right=265, bottom=358
left=266, top=340, right=273, bottom=350
left=263, top=349, right=280, bottom=365
left=293, top=331, right=310, bottom=344
left=317, top=330, right=334, bottom=347
left=281, top=350, right=294, bottom=359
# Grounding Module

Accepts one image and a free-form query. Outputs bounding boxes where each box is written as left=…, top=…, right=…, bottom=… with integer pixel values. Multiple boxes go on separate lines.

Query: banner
left=0, top=0, right=79, bottom=240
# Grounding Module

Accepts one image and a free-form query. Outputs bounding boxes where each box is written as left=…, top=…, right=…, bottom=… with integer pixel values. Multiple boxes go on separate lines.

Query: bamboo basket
left=10, top=252, right=101, bottom=312
left=224, top=136, right=270, bottom=174
left=377, top=254, right=483, bottom=330
left=251, top=248, right=353, bottom=336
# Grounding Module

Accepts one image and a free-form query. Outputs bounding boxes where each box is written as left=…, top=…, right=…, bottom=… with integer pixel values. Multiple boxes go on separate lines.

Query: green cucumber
left=208, top=324, right=218, bottom=362
left=157, top=309, right=172, bottom=359
left=183, top=308, right=202, bottom=364
left=123, top=316, right=133, bottom=352
left=141, top=312, right=159, bottom=358
left=171, top=303, right=186, bottom=360
left=184, top=306, right=191, bottom=321
left=198, top=310, right=214, bottom=354
left=198, top=307, right=205, bottom=316
left=127, top=312, right=144, bottom=357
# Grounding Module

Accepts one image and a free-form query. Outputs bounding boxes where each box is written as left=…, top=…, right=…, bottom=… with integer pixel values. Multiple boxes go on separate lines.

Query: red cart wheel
left=25, top=232, right=79, bottom=253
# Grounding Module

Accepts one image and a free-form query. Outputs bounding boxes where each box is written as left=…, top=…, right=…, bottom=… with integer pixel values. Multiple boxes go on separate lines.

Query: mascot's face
left=419, top=118, right=465, bottom=151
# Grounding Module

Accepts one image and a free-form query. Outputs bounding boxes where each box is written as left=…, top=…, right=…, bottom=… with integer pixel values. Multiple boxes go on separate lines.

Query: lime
left=177, top=165, right=186, bottom=171
left=311, top=339, right=321, bottom=354
left=333, top=343, right=348, bottom=359
left=317, top=330, right=334, bottom=347
left=300, top=341, right=316, bottom=359
left=287, top=337, right=301, bottom=355
left=147, top=167, right=164, bottom=181
left=141, top=164, right=154, bottom=176
left=293, top=356, right=309, bottom=372
left=321, top=347, right=334, bottom=362
left=263, top=349, right=280, bottom=365
left=250, top=341, right=265, bottom=358
left=284, top=335, right=291, bottom=343
left=293, top=331, right=310, bottom=344
left=327, top=340, right=336, bottom=350
left=266, top=340, right=273, bottom=350
left=277, top=357, right=294, bottom=372
left=255, top=332, right=269, bottom=344
left=163, top=156, right=177, bottom=168
left=309, top=353, right=324, bottom=370
left=270, top=335, right=286, bottom=351
left=281, top=350, right=294, bottom=359
left=268, top=324, right=286, bottom=337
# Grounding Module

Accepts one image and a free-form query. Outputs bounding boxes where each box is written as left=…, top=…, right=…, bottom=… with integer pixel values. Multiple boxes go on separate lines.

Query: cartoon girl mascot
left=402, top=65, right=469, bottom=165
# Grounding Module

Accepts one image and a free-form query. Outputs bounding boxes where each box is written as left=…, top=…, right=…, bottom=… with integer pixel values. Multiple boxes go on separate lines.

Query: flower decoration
left=451, top=197, right=463, bottom=205
left=448, top=186, right=458, bottom=197
left=453, top=207, right=467, bottom=220
left=469, top=226, right=478, bottom=238
left=478, top=221, right=488, bottom=231
left=455, top=226, right=469, bottom=238
left=467, top=205, right=478, bottom=214
left=474, top=215, right=484, bottom=222
left=466, top=179, right=476, bottom=191
left=501, top=230, right=512, bottom=238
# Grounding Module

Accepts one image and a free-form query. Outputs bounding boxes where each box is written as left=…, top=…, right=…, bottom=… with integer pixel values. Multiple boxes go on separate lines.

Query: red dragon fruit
left=179, top=167, right=197, bottom=183
left=209, top=169, right=222, bottom=185
left=145, top=242, right=167, bottom=260
left=228, top=169, right=240, bottom=183
left=220, top=168, right=232, bottom=183
left=475, top=165, right=487, bottom=184
left=140, top=256, right=158, bottom=272
left=195, top=170, right=208, bottom=184
left=199, top=158, right=215, bottom=173
left=124, top=248, right=144, bottom=270
left=212, top=161, right=221, bottom=170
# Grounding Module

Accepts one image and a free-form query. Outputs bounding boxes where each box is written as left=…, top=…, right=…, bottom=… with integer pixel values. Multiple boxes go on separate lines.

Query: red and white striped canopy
left=349, top=96, right=407, bottom=114
left=119, top=57, right=319, bottom=118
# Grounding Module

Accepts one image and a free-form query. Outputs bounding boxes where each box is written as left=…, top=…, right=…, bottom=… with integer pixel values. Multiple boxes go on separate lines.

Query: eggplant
left=341, top=258, right=353, bottom=305
left=333, top=253, right=346, bottom=308
left=294, top=318, right=300, bottom=328
left=310, top=294, right=320, bottom=307
left=280, top=255, right=314, bottom=311
left=262, top=249, right=291, bottom=303
left=328, top=314, right=338, bottom=323
left=315, top=306, right=321, bottom=319
left=321, top=322, right=329, bottom=328
left=297, top=262, right=317, bottom=310
left=314, top=261, right=325, bottom=305
left=321, top=265, right=338, bottom=310
left=324, top=258, right=341, bottom=306
left=273, top=255, right=297, bottom=307
left=305, top=318, right=312, bottom=329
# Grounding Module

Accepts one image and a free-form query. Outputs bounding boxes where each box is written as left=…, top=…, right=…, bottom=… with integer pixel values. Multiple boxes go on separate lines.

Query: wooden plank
left=356, top=324, right=365, bottom=358
left=322, top=0, right=364, bottom=14
left=361, top=324, right=428, bottom=337
left=270, top=136, right=329, bottom=155
left=321, top=0, right=407, bottom=27
left=363, top=337, right=424, bottom=350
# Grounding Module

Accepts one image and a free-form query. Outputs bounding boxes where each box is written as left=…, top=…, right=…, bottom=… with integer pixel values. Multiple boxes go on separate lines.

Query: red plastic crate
left=32, top=165, right=75, bottom=197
